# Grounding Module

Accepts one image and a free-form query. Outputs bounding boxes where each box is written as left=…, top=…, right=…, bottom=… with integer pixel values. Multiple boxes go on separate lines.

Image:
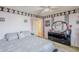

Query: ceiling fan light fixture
left=44, top=8, right=50, bottom=12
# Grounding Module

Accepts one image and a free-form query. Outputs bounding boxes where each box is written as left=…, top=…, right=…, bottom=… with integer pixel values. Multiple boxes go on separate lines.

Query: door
left=36, top=18, right=43, bottom=37
left=32, top=18, right=43, bottom=37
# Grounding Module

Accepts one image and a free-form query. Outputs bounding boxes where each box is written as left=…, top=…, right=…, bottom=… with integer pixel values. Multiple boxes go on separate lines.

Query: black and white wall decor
left=0, top=6, right=79, bottom=19
left=44, top=8, right=79, bottom=19
left=0, top=6, right=42, bottom=18
left=0, top=7, right=4, bottom=11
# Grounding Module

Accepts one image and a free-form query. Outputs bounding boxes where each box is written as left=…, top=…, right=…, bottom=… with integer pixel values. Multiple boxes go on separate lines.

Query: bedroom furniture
left=0, top=31, right=56, bottom=52
left=48, top=21, right=71, bottom=46
left=48, top=32, right=71, bottom=46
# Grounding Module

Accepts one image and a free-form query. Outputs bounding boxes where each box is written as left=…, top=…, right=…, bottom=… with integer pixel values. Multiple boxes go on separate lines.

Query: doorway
left=32, top=18, right=44, bottom=37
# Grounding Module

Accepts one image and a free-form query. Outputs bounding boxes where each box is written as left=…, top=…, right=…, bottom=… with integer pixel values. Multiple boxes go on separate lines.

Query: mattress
left=0, top=36, right=55, bottom=52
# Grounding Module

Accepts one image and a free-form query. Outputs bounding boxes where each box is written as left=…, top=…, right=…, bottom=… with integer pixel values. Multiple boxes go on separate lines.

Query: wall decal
left=21, top=12, right=23, bottom=15
left=7, top=8, right=10, bottom=12
left=12, top=9, right=16, bottom=13
left=0, top=6, right=42, bottom=18
left=44, top=8, right=79, bottom=19
left=64, top=12, right=66, bottom=15
left=0, top=6, right=79, bottom=19
left=68, top=11, right=70, bottom=14
left=72, top=9, right=76, bottom=13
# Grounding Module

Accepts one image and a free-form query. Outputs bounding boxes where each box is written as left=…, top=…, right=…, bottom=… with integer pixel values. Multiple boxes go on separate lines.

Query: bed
left=0, top=31, right=56, bottom=52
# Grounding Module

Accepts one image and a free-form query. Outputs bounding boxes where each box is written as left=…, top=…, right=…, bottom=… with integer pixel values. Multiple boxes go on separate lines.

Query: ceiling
left=5, top=6, right=79, bottom=16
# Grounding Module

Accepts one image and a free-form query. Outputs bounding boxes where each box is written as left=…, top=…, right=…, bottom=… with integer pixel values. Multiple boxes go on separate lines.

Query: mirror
left=52, top=21, right=68, bottom=33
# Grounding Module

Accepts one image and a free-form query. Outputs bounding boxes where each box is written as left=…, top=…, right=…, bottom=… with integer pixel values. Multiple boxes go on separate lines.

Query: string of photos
left=0, top=6, right=79, bottom=19
left=43, top=8, right=79, bottom=19
left=0, top=6, right=42, bottom=18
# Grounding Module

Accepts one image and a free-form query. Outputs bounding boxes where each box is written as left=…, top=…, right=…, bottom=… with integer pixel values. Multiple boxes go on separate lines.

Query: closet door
left=69, top=13, right=79, bottom=47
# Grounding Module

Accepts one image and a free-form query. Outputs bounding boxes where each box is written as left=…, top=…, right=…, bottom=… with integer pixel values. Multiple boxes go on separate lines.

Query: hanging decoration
left=44, top=8, right=79, bottom=19
left=0, top=6, right=79, bottom=19
left=0, top=6, right=42, bottom=18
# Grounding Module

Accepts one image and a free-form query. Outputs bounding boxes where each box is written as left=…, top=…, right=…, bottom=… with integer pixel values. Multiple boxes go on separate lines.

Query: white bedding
left=0, top=36, right=55, bottom=52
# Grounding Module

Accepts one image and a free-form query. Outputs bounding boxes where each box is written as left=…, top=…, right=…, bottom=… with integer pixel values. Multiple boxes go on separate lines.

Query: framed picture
left=45, top=20, right=50, bottom=27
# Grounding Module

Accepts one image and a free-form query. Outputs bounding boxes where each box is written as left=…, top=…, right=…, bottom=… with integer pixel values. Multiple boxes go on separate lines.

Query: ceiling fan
left=37, top=6, right=57, bottom=14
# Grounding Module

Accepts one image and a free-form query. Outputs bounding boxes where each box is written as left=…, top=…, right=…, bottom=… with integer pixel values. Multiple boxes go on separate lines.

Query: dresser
left=48, top=32, right=71, bottom=46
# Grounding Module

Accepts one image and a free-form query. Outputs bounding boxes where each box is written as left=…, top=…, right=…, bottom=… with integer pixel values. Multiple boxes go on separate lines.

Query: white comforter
left=0, top=36, right=54, bottom=52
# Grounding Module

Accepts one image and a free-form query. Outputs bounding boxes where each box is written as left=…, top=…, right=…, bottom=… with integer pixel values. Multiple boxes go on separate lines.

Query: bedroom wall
left=69, top=13, right=79, bottom=47
left=0, top=11, right=32, bottom=39
left=44, top=15, right=68, bottom=38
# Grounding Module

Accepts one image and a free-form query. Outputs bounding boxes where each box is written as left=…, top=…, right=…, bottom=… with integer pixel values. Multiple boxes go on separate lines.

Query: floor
left=53, top=41, right=79, bottom=52
left=40, top=36, right=79, bottom=52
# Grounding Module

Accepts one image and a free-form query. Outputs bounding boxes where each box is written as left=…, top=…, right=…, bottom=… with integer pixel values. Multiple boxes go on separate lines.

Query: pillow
left=18, top=31, right=31, bottom=39
left=21, top=31, right=31, bottom=36
left=18, top=32, right=26, bottom=39
left=5, top=33, right=18, bottom=41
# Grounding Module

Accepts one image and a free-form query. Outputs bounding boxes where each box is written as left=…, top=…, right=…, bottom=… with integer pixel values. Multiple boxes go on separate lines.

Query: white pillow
left=18, top=31, right=31, bottom=39
left=18, top=32, right=26, bottom=39
left=5, top=33, right=18, bottom=41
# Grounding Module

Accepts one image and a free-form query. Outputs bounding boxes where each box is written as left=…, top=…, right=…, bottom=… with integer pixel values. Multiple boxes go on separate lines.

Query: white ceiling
left=5, top=6, right=79, bottom=16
